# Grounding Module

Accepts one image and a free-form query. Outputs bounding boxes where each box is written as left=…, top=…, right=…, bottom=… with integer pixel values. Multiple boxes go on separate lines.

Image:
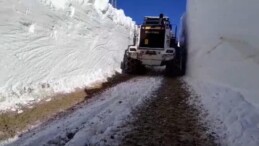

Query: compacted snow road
left=5, top=75, right=216, bottom=146
left=5, top=77, right=162, bottom=146
left=121, top=77, right=217, bottom=146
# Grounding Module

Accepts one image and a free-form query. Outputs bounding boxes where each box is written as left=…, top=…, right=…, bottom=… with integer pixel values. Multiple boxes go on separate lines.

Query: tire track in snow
left=5, top=77, right=163, bottom=146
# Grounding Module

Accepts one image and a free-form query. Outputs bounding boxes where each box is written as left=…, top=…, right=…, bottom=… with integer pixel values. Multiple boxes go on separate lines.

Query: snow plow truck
left=121, top=14, right=187, bottom=76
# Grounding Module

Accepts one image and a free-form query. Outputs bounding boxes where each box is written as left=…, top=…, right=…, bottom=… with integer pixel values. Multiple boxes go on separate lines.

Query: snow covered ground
left=0, top=0, right=135, bottom=111
left=2, top=77, right=162, bottom=146
left=186, top=0, right=259, bottom=145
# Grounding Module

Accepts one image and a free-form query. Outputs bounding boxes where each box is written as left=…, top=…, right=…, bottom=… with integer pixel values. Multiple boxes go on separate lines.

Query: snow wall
left=187, top=0, right=259, bottom=145
left=0, top=0, right=135, bottom=111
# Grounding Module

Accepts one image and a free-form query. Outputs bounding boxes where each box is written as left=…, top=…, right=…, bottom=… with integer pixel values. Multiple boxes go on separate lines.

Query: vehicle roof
left=144, top=16, right=169, bottom=19
left=143, top=16, right=171, bottom=25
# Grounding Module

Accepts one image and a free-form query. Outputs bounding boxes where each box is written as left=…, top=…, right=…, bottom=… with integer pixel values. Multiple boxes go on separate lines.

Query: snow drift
left=0, top=0, right=135, bottom=111
left=186, top=0, right=259, bottom=145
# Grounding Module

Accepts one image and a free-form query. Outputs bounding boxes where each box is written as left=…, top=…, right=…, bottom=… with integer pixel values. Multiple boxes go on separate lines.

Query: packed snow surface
left=0, top=0, right=135, bottom=111
left=186, top=78, right=259, bottom=146
left=186, top=0, right=259, bottom=145
left=3, top=77, right=162, bottom=146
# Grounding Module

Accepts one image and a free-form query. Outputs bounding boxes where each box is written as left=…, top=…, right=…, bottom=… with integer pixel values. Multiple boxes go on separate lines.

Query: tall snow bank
left=0, top=0, right=135, bottom=111
left=187, top=0, right=259, bottom=106
left=186, top=0, right=259, bottom=145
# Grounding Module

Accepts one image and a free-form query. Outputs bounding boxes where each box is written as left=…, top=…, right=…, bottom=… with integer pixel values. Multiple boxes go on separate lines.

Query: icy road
left=4, top=76, right=216, bottom=146
left=5, top=77, right=162, bottom=146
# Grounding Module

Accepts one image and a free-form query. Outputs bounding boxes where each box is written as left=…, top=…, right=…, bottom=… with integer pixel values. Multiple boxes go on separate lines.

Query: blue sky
left=117, top=0, right=186, bottom=27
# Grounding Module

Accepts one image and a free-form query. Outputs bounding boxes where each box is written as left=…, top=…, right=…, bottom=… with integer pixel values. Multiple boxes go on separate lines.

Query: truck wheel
left=165, top=60, right=179, bottom=77
left=122, top=56, right=140, bottom=74
left=180, top=52, right=187, bottom=76
left=178, top=47, right=187, bottom=76
left=167, top=46, right=186, bottom=77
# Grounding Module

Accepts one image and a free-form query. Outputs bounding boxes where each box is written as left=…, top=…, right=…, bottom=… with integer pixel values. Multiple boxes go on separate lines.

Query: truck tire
left=165, top=46, right=186, bottom=77
left=179, top=47, right=187, bottom=76
left=165, top=60, right=179, bottom=77
left=122, top=56, right=143, bottom=74
left=177, top=46, right=187, bottom=76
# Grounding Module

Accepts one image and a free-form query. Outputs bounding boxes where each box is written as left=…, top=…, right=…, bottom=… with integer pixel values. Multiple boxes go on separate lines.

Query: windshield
left=139, top=26, right=165, bottom=48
